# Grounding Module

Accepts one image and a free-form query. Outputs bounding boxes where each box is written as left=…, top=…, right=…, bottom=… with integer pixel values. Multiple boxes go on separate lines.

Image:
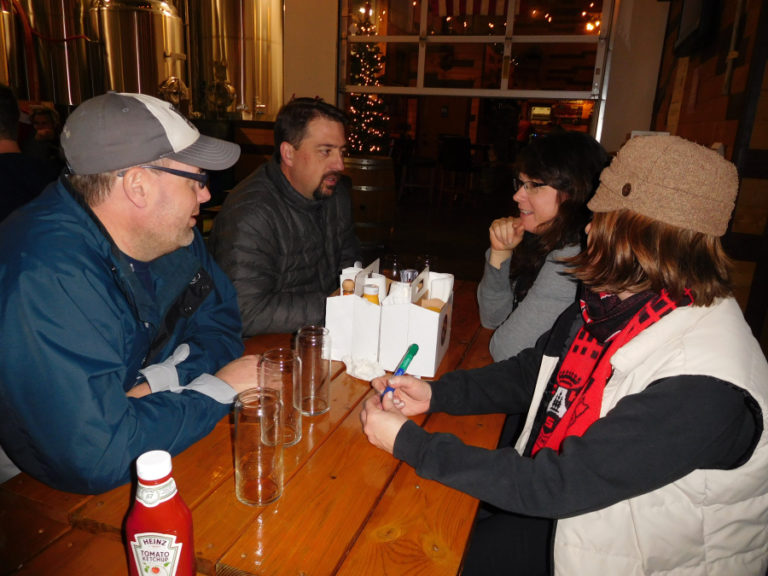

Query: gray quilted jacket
left=209, top=159, right=360, bottom=336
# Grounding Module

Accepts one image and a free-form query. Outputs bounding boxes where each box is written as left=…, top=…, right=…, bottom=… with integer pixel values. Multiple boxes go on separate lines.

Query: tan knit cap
left=588, top=135, right=739, bottom=236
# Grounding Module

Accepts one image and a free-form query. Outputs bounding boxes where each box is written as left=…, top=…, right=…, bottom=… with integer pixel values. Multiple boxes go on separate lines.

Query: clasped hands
left=126, top=354, right=263, bottom=398
left=360, top=374, right=432, bottom=454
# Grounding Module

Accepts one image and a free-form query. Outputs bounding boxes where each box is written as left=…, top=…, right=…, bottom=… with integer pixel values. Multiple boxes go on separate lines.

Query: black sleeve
left=428, top=345, right=543, bottom=416
left=394, top=375, right=760, bottom=518
left=427, top=302, right=579, bottom=417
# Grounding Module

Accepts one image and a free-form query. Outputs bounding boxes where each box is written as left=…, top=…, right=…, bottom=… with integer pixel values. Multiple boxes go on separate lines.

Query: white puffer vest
left=515, top=297, right=768, bottom=575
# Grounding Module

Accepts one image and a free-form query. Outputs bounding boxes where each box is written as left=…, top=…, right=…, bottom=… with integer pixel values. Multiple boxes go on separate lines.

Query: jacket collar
left=265, top=158, right=325, bottom=213
left=58, top=175, right=201, bottom=327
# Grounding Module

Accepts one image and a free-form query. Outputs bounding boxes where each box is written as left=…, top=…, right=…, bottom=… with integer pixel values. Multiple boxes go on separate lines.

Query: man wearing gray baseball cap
left=361, top=134, right=768, bottom=575
left=0, top=92, right=260, bottom=493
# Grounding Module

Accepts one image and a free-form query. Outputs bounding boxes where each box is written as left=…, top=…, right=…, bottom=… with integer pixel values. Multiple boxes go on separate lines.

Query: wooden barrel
left=344, top=156, right=397, bottom=257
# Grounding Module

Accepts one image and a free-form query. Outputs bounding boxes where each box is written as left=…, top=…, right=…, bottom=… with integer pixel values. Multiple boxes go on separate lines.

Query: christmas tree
left=348, top=9, right=390, bottom=155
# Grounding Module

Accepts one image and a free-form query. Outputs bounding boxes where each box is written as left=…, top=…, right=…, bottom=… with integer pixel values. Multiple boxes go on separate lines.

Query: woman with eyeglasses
left=477, top=131, right=610, bottom=361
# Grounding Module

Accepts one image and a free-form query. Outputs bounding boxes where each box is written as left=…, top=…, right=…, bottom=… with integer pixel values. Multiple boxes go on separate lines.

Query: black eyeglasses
left=117, top=165, right=210, bottom=190
left=512, top=177, right=548, bottom=194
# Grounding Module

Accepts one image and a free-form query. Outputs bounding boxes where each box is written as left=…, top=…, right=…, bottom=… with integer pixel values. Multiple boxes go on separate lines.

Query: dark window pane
left=347, top=43, right=419, bottom=88
left=381, top=43, right=420, bottom=87
left=425, top=43, right=504, bottom=89
left=348, top=0, right=421, bottom=35
left=508, top=43, right=597, bottom=91
left=427, top=1, right=509, bottom=35
left=513, top=0, right=604, bottom=36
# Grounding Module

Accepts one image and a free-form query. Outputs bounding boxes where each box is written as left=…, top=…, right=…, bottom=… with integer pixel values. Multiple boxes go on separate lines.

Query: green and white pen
left=382, top=343, right=419, bottom=397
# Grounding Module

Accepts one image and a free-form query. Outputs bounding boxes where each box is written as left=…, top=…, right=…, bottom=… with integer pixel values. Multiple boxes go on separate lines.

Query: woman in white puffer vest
left=361, top=134, right=768, bottom=576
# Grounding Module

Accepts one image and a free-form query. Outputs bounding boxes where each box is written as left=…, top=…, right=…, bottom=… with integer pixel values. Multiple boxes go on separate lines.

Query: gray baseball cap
left=61, top=92, right=240, bottom=175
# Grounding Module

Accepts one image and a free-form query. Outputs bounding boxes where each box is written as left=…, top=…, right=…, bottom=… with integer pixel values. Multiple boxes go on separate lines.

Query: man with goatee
left=210, top=97, right=360, bottom=336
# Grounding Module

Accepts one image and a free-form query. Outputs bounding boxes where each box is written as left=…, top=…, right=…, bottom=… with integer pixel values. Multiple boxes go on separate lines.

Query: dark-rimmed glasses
left=512, top=177, right=548, bottom=194
left=117, top=165, right=210, bottom=190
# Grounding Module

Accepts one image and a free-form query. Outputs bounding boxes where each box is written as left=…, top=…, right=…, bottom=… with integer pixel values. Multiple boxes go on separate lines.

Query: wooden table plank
left=335, top=411, right=505, bottom=576
left=70, top=358, right=345, bottom=540
left=336, top=326, right=500, bottom=576
left=214, top=281, right=487, bottom=576
left=8, top=528, right=211, bottom=576
left=455, top=324, right=494, bottom=373
left=449, top=280, right=480, bottom=344
left=9, top=529, right=130, bottom=576
left=0, top=474, right=92, bottom=525
left=2, top=280, right=493, bottom=576
left=215, top=394, right=430, bottom=576
left=0, top=490, right=73, bottom=574
left=190, top=370, right=373, bottom=574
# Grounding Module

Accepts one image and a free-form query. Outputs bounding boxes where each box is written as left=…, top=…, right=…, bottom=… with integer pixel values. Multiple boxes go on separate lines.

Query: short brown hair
left=567, top=210, right=732, bottom=306
left=66, top=172, right=116, bottom=206
left=67, top=158, right=170, bottom=207
left=273, top=97, right=348, bottom=163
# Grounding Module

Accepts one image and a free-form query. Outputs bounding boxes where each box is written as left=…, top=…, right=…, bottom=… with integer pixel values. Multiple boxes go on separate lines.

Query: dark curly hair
left=509, top=131, right=610, bottom=304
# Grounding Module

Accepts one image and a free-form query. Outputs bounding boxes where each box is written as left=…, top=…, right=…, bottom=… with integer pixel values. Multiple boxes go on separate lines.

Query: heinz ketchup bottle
left=125, top=450, right=195, bottom=576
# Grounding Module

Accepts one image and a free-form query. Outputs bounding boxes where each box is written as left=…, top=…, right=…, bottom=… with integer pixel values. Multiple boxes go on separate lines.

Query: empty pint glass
left=259, top=348, right=302, bottom=446
left=234, top=388, right=283, bottom=506
left=295, top=326, right=332, bottom=416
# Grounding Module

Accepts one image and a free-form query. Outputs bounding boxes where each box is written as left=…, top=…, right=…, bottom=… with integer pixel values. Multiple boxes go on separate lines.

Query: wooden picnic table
left=1, top=279, right=503, bottom=575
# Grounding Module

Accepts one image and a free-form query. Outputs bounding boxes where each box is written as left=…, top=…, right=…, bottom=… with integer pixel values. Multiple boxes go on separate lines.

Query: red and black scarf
left=531, top=288, right=694, bottom=456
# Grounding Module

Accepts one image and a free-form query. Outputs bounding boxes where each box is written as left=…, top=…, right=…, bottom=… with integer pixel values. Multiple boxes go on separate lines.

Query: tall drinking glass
left=234, top=387, right=283, bottom=506
left=259, top=348, right=302, bottom=446
left=295, top=326, right=332, bottom=416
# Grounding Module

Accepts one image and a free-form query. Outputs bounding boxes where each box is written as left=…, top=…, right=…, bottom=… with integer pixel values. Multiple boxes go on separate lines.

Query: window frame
left=339, top=0, right=616, bottom=137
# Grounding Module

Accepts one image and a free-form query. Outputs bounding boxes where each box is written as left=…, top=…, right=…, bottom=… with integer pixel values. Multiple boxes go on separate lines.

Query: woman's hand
left=488, top=216, right=524, bottom=269
left=360, top=392, right=408, bottom=454
left=369, top=374, right=431, bottom=416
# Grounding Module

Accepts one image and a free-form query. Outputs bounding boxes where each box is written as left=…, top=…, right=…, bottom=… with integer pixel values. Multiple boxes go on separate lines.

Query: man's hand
left=215, top=355, right=262, bottom=393
left=126, top=382, right=151, bottom=398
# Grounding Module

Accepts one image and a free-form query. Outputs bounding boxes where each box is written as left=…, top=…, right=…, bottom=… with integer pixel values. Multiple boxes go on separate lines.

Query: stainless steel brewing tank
left=0, top=0, right=17, bottom=89
left=187, top=0, right=283, bottom=121
left=13, top=0, right=91, bottom=105
left=87, top=0, right=187, bottom=105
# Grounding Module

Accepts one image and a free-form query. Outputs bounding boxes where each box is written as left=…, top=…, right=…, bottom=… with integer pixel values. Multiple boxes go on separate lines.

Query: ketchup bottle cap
left=136, top=450, right=172, bottom=481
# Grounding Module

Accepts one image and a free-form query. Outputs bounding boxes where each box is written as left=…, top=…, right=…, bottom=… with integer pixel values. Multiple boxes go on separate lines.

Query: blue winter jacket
left=0, top=178, right=244, bottom=493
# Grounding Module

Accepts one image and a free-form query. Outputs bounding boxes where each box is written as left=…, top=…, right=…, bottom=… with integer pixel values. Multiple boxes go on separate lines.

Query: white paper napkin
left=343, top=355, right=386, bottom=381
left=429, top=272, right=454, bottom=302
